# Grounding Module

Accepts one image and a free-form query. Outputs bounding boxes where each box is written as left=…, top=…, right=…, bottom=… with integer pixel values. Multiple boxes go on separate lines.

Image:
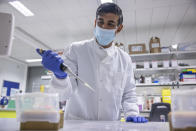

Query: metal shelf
left=130, top=52, right=173, bottom=62
left=176, top=51, right=196, bottom=60
left=134, top=66, right=196, bottom=74
left=134, top=67, right=176, bottom=74
left=136, top=82, right=196, bottom=87
left=140, top=110, right=151, bottom=113
left=130, top=51, right=196, bottom=62
left=134, top=67, right=176, bottom=71
left=136, top=83, right=173, bottom=87
left=177, top=66, right=196, bottom=70
left=132, top=51, right=196, bottom=88
left=179, top=82, right=196, bottom=86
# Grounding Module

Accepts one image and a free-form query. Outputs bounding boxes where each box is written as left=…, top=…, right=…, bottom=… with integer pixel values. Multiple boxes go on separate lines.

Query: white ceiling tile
left=172, top=4, right=196, bottom=43
left=136, top=0, right=153, bottom=8
left=149, top=6, right=171, bottom=38
left=183, top=25, right=196, bottom=42
left=136, top=9, right=152, bottom=46
left=1, top=0, right=196, bottom=64
left=161, top=3, right=190, bottom=46
left=117, top=0, right=135, bottom=12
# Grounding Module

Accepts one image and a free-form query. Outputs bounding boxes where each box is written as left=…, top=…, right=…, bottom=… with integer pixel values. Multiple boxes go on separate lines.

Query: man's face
left=95, top=13, right=123, bottom=33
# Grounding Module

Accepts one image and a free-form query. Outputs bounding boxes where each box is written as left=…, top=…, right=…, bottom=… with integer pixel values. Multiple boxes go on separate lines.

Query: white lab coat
left=50, top=38, right=139, bottom=120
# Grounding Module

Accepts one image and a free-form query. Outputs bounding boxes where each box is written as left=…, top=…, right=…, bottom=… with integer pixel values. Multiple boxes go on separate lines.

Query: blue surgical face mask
left=94, top=25, right=116, bottom=46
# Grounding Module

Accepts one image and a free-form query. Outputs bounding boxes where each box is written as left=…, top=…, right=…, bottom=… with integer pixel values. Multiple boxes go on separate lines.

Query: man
left=37, top=3, right=147, bottom=123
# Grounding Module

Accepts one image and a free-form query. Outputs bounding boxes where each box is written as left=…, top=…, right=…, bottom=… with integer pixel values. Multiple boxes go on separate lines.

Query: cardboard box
left=149, top=37, right=161, bottom=53
left=168, top=112, right=196, bottom=131
left=128, top=44, right=147, bottom=54
left=20, top=111, right=64, bottom=130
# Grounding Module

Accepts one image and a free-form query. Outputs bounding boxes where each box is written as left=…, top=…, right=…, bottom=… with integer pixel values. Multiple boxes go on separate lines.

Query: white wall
left=0, top=57, right=28, bottom=95
left=26, top=66, right=50, bottom=92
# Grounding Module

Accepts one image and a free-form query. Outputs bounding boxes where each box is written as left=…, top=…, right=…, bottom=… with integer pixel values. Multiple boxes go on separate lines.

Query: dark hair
left=96, top=2, right=123, bottom=26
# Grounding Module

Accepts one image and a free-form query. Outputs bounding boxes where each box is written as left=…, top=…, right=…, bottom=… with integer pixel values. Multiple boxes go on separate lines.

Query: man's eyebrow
left=98, top=18, right=104, bottom=21
left=108, top=20, right=116, bottom=24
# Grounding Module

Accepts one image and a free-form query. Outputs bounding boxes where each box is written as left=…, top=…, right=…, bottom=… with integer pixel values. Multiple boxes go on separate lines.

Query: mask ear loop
left=116, top=24, right=123, bottom=34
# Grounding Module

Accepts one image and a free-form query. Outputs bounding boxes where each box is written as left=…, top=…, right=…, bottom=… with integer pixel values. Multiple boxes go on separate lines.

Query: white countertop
left=0, top=109, right=15, bottom=111
left=0, top=118, right=170, bottom=131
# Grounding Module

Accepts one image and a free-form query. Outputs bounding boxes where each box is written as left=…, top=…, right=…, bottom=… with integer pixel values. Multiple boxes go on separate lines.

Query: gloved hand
left=126, top=116, right=148, bottom=123
left=36, top=49, right=67, bottom=79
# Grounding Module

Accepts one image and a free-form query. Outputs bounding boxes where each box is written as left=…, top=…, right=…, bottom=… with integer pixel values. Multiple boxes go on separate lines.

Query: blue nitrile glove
left=126, top=116, right=148, bottom=123
left=36, top=49, right=67, bottom=79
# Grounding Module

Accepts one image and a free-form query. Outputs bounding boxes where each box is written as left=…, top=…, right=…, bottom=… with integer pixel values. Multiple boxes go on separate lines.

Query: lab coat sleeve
left=49, top=44, right=78, bottom=101
left=63, top=44, right=79, bottom=91
left=122, top=58, right=139, bottom=118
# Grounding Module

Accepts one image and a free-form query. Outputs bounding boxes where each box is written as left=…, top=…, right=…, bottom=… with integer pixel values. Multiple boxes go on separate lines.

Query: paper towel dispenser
left=0, top=12, right=14, bottom=56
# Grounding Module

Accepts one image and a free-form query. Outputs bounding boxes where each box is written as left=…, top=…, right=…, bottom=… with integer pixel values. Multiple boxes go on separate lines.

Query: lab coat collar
left=92, top=37, right=116, bottom=58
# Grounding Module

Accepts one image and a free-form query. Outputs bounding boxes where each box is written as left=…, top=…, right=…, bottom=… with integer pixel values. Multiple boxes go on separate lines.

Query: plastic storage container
left=15, top=92, right=60, bottom=123
left=171, top=89, right=196, bottom=129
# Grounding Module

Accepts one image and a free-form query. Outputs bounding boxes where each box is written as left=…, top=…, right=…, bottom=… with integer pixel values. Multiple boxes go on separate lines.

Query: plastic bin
left=15, top=92, right=60, bottom=123
left=171, top=89, right=196, bottom=129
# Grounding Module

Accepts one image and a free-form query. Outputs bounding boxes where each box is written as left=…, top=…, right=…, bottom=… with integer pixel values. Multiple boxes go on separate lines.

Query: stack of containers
left=179, top=69, right=196, bottom=82
left=169, top=89, right=196, bottom=131
left=15, top=93, right=63, bottom=130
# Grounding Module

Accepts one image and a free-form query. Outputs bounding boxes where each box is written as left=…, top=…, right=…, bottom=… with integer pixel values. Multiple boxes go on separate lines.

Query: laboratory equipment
left=144, top=75, right=152, bottom=84
left=0, top=12, right=14, bottom=56
left=15, top=92, right=64, bottom=130
left=146, top=96, right=154, bottom=110
left=37, top=49, right=95, bottom=92
left=178, top=42, right=196, bottom=51
left=171, top=89, right=196, bottom=129
left=15, top=92, right=60, bottom=123
left=137, top=96, right=144, bottom=111
left=149, top=103, right=171, bottom=122
left=179, top=69, right=196, bottom=82
left=162, top=88, right=171, bottom=104
left=160, top=115, right=166, bottom=122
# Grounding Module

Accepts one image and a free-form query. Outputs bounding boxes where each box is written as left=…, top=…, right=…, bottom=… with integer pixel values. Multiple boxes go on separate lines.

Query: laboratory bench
left=0, top=118, right=170, bottom=131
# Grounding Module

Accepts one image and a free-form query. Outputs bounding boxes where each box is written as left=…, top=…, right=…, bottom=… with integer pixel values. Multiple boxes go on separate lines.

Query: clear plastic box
left=15, top=92, right=60, bottom=123
left=171, top=89, right=196, bottom=128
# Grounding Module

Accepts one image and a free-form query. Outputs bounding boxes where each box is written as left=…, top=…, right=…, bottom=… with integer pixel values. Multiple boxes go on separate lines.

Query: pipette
left=37, top=49, right=95, bottom=92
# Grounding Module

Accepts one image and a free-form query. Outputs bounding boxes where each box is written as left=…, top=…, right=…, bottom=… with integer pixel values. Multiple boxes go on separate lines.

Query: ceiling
left=0, top=0, right=196, bottom=66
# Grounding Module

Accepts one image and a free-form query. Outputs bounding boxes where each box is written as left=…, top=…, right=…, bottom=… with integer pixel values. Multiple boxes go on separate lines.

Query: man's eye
left=98, top=21, right=104, bottom=25
left=108, top=23, right=115, bottom=27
